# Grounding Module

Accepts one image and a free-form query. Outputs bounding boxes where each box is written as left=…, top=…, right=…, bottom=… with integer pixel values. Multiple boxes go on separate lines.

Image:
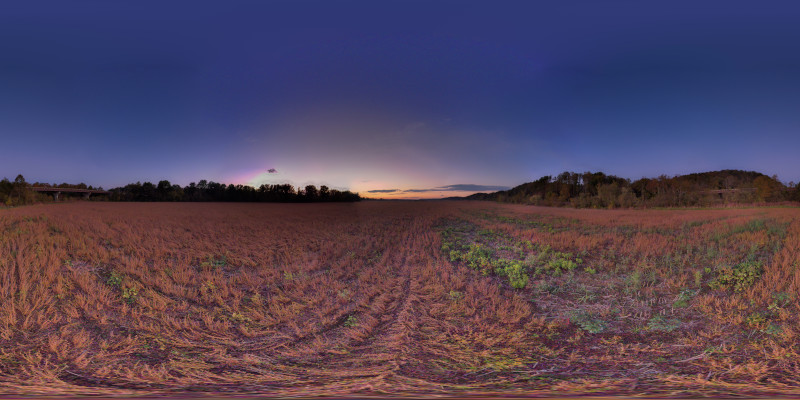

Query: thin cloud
left=438, top=184, right=510, bottom=192
left=403, top=189, right=436, bottom=193
left=367, top=189, right=400, bottom=193
left=402, top=184, right=510, bottom=193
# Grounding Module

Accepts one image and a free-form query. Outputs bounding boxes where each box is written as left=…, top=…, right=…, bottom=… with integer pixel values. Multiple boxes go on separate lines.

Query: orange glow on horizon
left=227, top=169, right=492, bottom=200
left=359, top=189, right=483, bottom=200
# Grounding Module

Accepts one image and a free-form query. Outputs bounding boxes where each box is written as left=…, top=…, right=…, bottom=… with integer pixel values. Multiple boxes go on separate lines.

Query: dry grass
left=1, top=201, right=799, bottom=396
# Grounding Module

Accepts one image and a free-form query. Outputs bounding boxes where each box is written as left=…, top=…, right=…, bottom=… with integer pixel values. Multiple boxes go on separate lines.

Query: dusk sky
left=2, top=1, right=800, bottom=198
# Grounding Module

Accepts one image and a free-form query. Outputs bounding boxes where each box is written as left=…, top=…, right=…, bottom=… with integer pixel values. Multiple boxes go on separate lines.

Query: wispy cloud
left=438, top=184, right=510, bottom=192
left=365, top=184, right=509, bottom=196
left=401, top=189, right=432, bottom=193
left=402, top=184, right=509, bottom=193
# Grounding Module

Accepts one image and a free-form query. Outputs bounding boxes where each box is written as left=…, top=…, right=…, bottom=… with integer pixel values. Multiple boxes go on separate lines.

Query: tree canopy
left=466, top=170, right=797, bottom=208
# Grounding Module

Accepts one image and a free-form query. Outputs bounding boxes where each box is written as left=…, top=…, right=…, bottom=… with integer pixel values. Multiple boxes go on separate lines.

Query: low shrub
left=570, top=311, right=607, bottom=334
left=710, top=260, right=762, bottom=292
left=647, top=315, right=680, bottom=332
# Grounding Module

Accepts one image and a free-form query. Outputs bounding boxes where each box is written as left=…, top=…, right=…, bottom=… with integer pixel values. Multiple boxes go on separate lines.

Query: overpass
left=31, top=187, right=110, bottom=201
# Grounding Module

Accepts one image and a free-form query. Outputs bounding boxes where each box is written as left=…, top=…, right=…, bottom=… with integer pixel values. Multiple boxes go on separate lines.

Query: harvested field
left=1, top=201, right=800, bottom=397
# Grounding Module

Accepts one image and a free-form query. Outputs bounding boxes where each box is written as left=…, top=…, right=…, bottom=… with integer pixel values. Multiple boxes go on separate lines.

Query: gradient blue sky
left=2, top=1, right=800, bottom=198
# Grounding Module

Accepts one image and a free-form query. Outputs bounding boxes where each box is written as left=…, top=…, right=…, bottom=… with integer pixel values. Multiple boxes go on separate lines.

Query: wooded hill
left=464, top=170, right=800, bottom=208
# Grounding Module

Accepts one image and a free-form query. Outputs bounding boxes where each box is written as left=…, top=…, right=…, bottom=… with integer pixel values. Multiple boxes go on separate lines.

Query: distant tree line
left=466, top=170, right=800, bottom=208
left=109, top=180, right=360, bottom=202
left=0, top=175, right=102, bottom=206
left=0, top=175, right=35, bottom=206
left=1, top=175, right=359, bottom=206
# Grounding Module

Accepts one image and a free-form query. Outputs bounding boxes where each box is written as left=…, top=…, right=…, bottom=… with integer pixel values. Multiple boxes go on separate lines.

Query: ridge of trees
left=1, top=175, right=360, bottom=206
left=465, top=170, right=800, bottom=208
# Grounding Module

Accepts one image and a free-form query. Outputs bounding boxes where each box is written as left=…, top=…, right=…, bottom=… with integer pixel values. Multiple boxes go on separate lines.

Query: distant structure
left=268, top=168, right=278, bottom=173
left=31, top=187, right=110, bottom=201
